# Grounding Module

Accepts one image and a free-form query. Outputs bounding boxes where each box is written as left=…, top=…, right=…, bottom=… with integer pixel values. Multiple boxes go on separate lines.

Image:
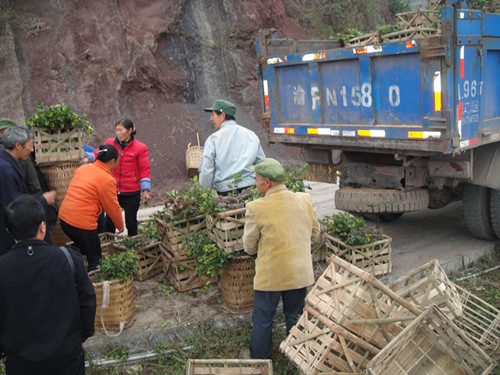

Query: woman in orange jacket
left=59, top=145, right=125, bottom=271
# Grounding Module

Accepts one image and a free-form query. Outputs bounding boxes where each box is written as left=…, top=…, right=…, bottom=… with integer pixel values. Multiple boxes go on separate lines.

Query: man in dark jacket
left=0, top=126, right=56, bottom=254
left=0, top=194, right=96, bottom=374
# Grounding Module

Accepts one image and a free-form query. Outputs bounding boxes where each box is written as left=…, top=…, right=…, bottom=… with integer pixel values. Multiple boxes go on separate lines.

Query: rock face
left=0, top=0, right=309, bottom=201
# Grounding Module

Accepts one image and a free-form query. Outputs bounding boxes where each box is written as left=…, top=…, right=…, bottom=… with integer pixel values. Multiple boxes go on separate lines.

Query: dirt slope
left=0, top=0, right=309, bottom=203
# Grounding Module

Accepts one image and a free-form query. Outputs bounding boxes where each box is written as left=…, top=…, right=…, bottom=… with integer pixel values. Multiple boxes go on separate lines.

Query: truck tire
left=490, top=189, right=500, bottom=240
left=334, top=187, right=429, bottom=214
left=463, top=184, right=495, bottom=240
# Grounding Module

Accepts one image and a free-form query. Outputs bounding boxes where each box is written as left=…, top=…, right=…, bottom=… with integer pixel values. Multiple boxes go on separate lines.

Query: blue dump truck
left=256, top=0, right=500, bottom=240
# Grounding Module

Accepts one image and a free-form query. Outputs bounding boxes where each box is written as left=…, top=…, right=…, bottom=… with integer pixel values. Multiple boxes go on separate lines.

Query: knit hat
left=251, top=158, right=285, bottom=182
left=204, top=99, right=236, bottom=117
left=0, top=118, right=17, bottom=130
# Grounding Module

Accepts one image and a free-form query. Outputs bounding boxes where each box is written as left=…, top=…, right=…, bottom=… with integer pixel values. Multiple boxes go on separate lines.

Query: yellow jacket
left=59, top=160, right=124, bottom=231
left=243, top=184, right=320, bottom=291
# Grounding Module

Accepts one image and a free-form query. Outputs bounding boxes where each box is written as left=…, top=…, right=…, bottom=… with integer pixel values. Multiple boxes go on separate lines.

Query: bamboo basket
left=324, top=232, right=392, bottom=276
left=163, top=247, right=218, bottom=292
left=206, top=208, right=246, bottom=254
left=364, top=305, right=495, bottom=375
left=51, top=219, right=72, bottom=247
left=220, top=256, right=255, bottom=314
left=381, top=26, right=440, bottom=42
left=40, top=161, right=80, bottom=207
left=388, top=259, right=463, bottom=321
left=186, top=133, right=203, bottom=177
left=344, top=31, right=381, bottom=47
left=186, top=359, right=273, bottom=375
left=306, top=255, right=422, bottom=349
left=452, top=283, right=500, bottom=362
left=155, top=214, right=206, bottom=257
left=31, top=126, right=84, bottom=165
left=89, top=271, right=135, bottom=331
left=280, top=304, right=379, bottom=374
left=113, top=235, right=162, bottom=281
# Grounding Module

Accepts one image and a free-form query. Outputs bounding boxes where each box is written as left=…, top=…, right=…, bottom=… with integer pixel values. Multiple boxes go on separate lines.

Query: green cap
left=251, top=158, right=285, bottom=182
left=204, top=99, right=236, bottom=117
left=0, top=118, right=17, bottom=130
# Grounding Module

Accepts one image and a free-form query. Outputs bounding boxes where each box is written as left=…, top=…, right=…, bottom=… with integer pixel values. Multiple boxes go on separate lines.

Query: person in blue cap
left=199, top=99, right=265, bottom=195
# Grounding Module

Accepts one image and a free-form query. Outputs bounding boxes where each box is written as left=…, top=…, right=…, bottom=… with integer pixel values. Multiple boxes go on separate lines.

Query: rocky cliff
left=0, top=0, right=310, bottom=201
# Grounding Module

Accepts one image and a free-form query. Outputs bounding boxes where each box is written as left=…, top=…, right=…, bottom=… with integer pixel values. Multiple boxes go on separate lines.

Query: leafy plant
left=138, top=217, right=159, bottom=241
left=376, top=24, right=402, bottom=35
left=283, top=163, right=311, bottom=192
left=162, top=177, right=223, bottom=222
left=98, top=249, right=139, bottom=281
left=26, top=102, right=94, bottom=136
left=184, top=233, right=234, bottom=281
left=226, top=173, right=243, bottom=195
left=336, top=28, right=365, bottom=41
left=322, top=212, right=383, bottom=246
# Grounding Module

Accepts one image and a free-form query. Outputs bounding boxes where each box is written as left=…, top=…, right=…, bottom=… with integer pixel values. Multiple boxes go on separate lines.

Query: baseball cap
left=204, top=99, right=236, bottom=117
left=250, top=158, right=285, bottom=182
left=0, top=118, right=17, bottom=130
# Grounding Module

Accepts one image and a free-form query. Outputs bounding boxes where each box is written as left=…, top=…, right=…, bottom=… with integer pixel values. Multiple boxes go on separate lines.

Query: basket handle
left=196, top=132, right=200, bottom=147
left=100, top=281, right=126, bottom=337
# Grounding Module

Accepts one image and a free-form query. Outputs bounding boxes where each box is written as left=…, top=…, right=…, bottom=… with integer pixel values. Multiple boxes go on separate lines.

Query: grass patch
left=86, top=316, right=300, bottom=374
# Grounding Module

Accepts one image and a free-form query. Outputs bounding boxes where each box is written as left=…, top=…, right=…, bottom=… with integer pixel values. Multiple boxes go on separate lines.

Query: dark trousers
left=105, top=192, right=140, bottom=236
left=250, top=288, right=307, bottom=359
left=60, top=219, right=101, bottom=272
left=5, top=350, right=85, bottom=375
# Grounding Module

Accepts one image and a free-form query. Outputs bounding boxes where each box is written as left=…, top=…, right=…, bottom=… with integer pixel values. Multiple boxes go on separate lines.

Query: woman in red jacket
left=100, top=118, right=151, bottom=236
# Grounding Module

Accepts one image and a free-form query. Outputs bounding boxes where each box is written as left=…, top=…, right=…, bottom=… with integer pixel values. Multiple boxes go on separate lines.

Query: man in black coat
left=0, top=126, right=56, bottom=254
left=0, top=195, right=96, bottom=375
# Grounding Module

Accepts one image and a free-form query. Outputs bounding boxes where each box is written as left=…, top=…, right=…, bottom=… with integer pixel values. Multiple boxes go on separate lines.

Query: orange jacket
left=59, top=160, right=124, bottom=231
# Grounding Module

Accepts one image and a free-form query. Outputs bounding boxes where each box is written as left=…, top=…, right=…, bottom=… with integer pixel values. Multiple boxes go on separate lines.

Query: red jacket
left=96, top=137, right=151, bottom=193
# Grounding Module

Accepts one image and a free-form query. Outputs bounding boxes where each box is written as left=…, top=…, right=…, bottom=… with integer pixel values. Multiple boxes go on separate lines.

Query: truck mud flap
left=491, top=189, right=500, bottom=240
left=334, top=187, right=429, bottom=214
left=463, top=184, right=496, bottom=240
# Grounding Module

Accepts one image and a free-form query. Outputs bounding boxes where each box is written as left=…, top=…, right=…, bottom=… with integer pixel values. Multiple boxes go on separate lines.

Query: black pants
left=105, top=191, right=140, bottom=236
left=60, top=219, right=101, bottom=272
left=5, top=350, right=85, bottom=375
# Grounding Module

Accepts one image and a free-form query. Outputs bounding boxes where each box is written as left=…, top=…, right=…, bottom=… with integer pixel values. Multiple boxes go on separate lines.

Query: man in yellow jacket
left=242, top=158, right=320, bottom=359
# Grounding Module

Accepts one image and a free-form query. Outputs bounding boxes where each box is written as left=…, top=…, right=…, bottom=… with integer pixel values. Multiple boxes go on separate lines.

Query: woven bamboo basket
left=365, top=305, right=495, bottom=375
left=89, top=271, right=135, bottom=331
left=344, top=31, right=381, bottom=47
left=306, top=255, right=422, bottom=349
left=163, top=247, right=218, bottom=292
left=155, top=214, right=206, bottom=257
left=388, top=259, right=463, bottom=321
left=452, top=283, right=500, bottom=362
left=185, top=133, right=203, bottom=177
left=39, top=161, right=80, bottom=207
left=51, top=219, right=72, bottom=247
left=324, top=232, right=392, bottom=276
left=206, top=208, right=246, bottom=254
left=381, top=26, right=440, bottom=42
left=186, top=359, right=273, bottom=375
left=31, top=126, right=84, bottom=165
left=280, top=303, right=380, bottom=374
left=220, top=256, right=255, bottom=314
left=113, top=235, right=162, bottom=281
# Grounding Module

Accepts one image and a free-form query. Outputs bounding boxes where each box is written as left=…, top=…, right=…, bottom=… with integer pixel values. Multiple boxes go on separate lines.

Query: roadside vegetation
left=85, top=246, right=499, bottom=375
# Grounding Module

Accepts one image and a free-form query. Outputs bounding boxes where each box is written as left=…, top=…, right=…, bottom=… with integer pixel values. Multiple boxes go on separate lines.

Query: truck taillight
left=433, top=71, right=442, bottom=112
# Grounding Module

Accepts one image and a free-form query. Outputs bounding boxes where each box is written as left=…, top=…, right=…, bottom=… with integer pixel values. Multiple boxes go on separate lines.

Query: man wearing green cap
left=199, top=99, right=265, bottom=195
left=241, top=158, right=320, bottom=360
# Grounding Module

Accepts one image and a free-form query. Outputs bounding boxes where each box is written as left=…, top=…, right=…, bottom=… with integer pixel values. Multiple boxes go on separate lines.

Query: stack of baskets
left=280, top=255, right=496, bottom=374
